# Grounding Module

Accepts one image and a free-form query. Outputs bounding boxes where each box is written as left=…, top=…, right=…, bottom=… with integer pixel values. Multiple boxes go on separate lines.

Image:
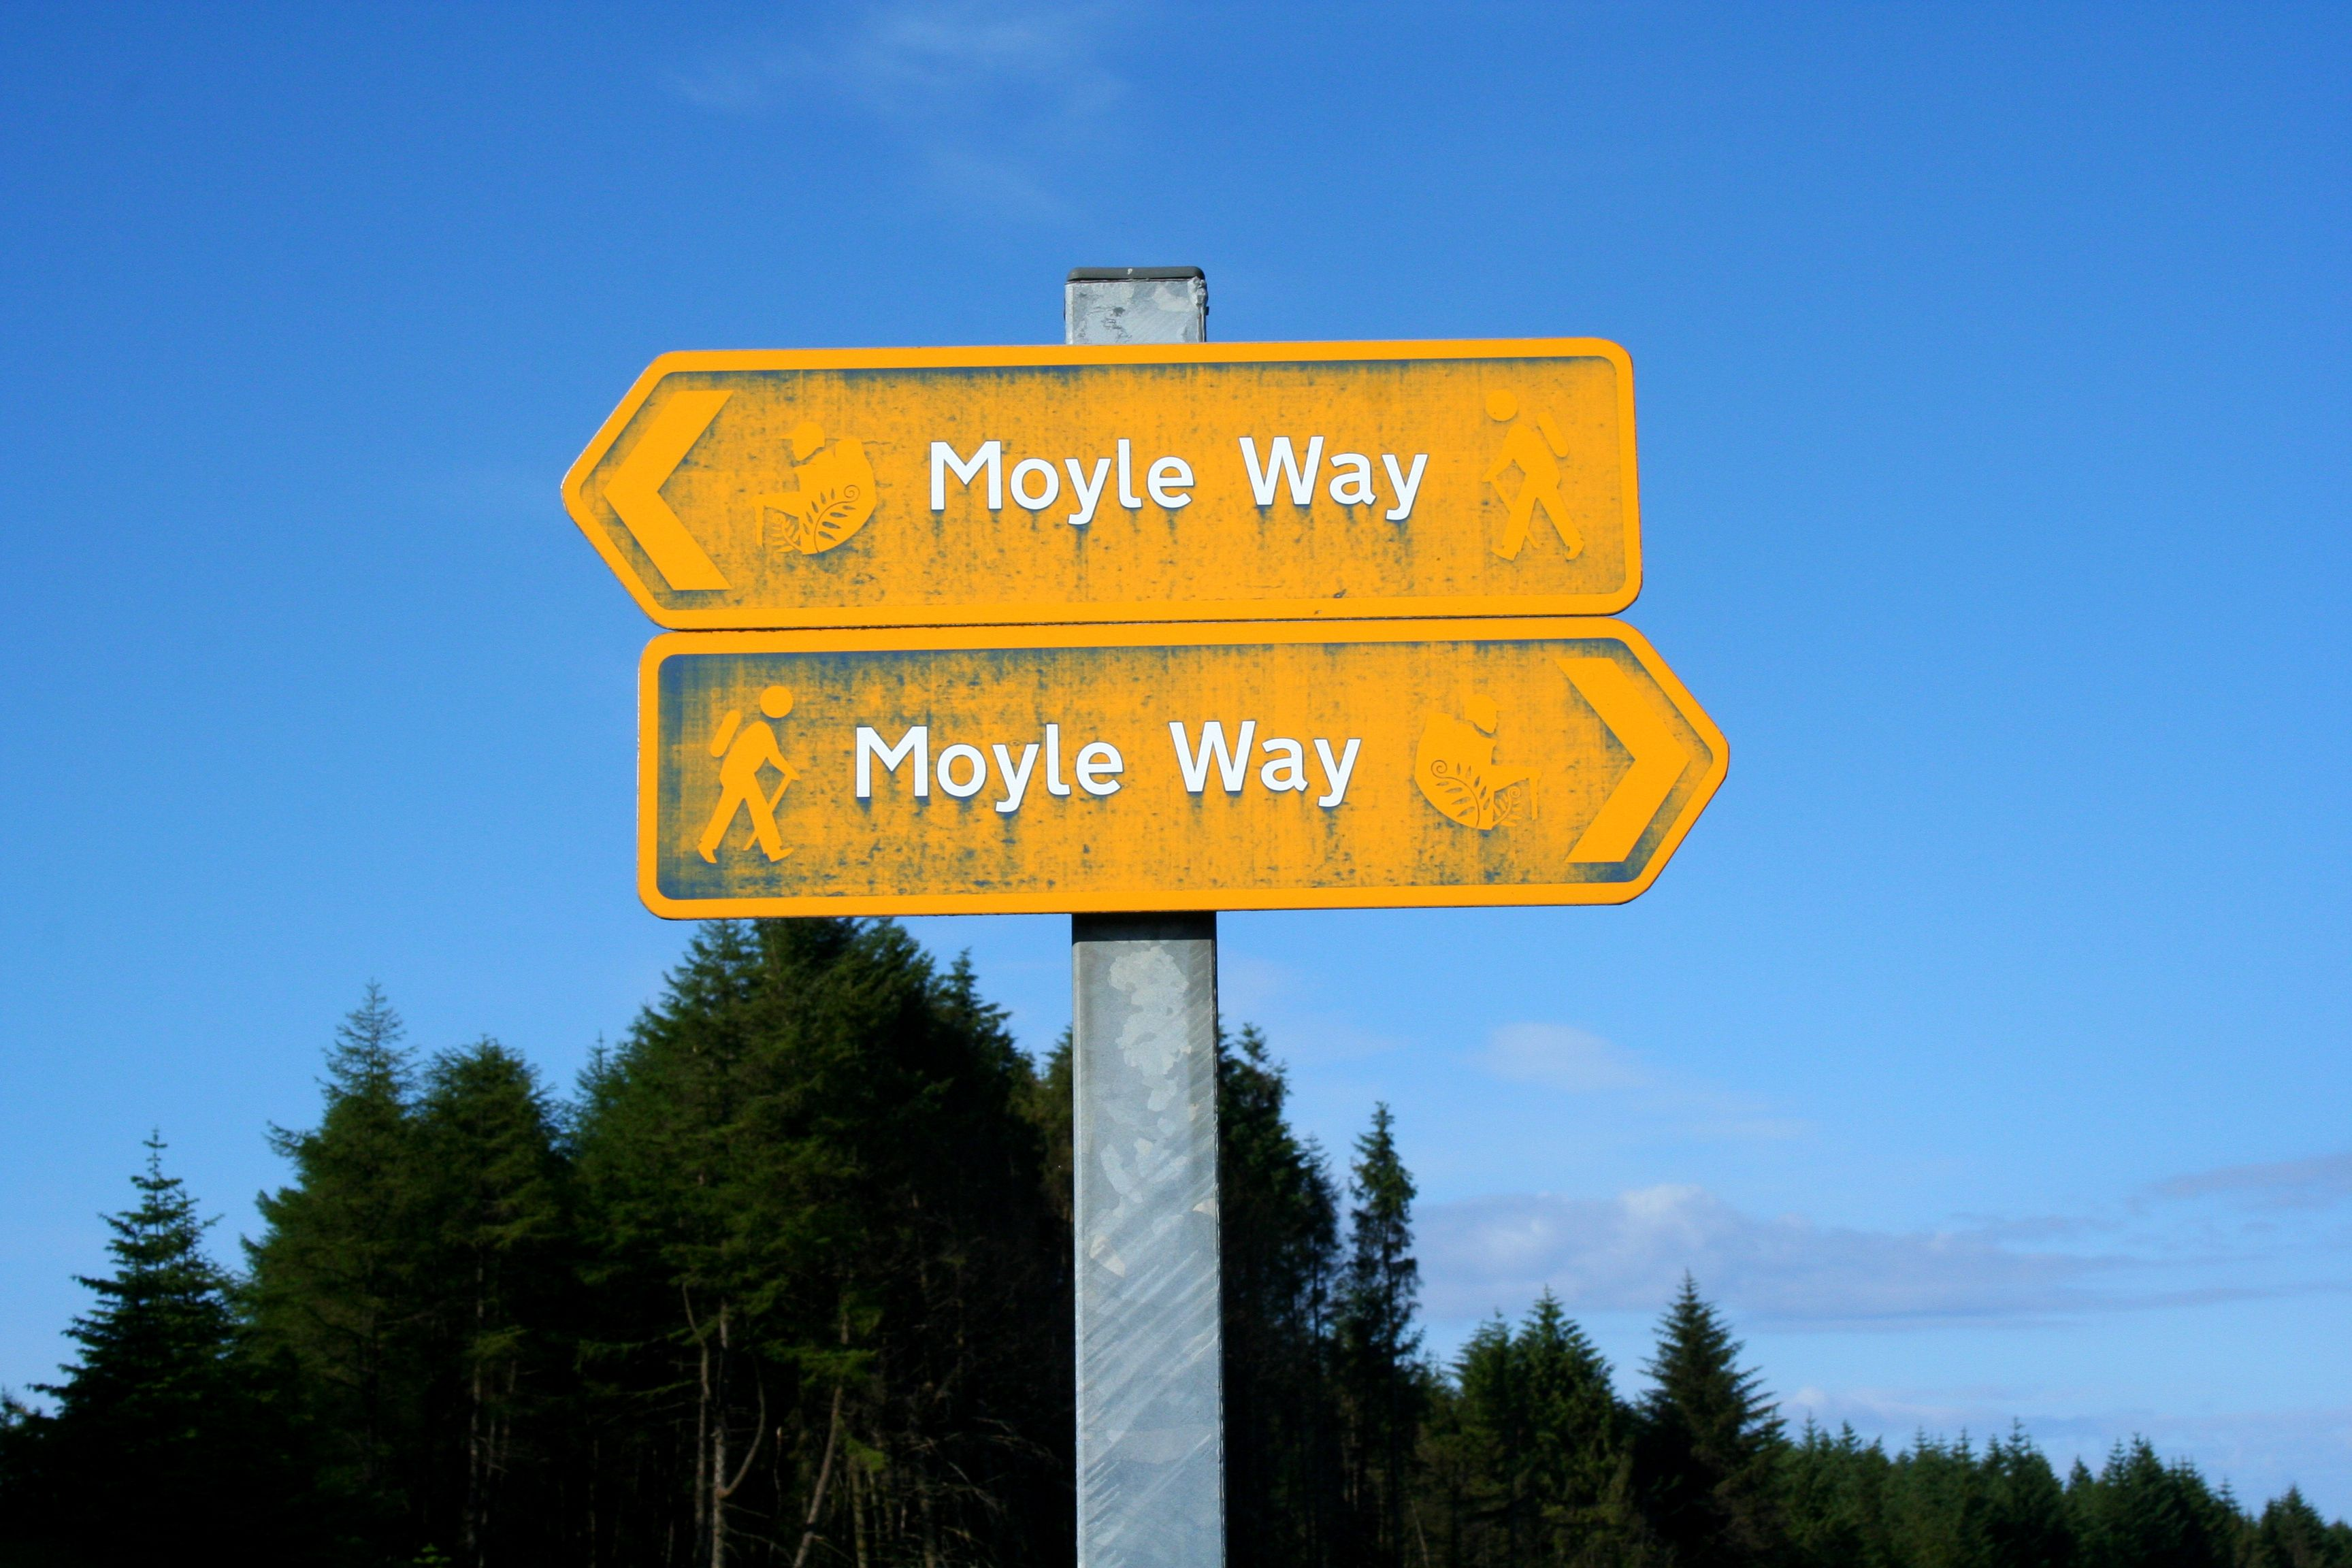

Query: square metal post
left=1068, top=267, right=1223, bottom=1568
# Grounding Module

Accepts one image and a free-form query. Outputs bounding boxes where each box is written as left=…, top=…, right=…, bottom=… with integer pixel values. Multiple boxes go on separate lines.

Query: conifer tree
left=23, top=1139, right=306, bottom=1561
left=1782, top=1420, right=1895, bottom=1566
left=1977, top=1423, right=2073, bottom=1568
left=1337, top=1102, right=1426, bottom=1568
left=1218, top=1025, right=1343, bottom=1568
left=2251, top=1486, right=2352, bottom=1568
left=1431, top=1293, right=1629, bottom=1567
left=248, top=983, right=428, bottom=1520
left=411, top=1039, right=572, bottom=1566
left=1423, top=1319, right=1516, bottom=1567
left=2069, top=1437, right=2239, bottom=1568
left=572, top=918, right=1065, bottom=1568
left=1634, top=1276, right=1786, bottom=1566
left=1518, top=1293, right=1633, bottom=1559
left=20, top=929, right=2352, bottom=1567
left=1030, top=1027, right=1076, bottom=1227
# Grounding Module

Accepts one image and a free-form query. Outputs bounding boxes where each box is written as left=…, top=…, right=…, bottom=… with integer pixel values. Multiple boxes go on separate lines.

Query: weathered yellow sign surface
left=640, top=619, right=1722, bottom=917
left=566, top=341, right=1640, bottom=630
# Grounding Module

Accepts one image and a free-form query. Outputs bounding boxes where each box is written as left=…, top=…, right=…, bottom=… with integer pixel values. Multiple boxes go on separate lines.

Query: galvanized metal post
left=1066, top=267, right=1223, bottom=1568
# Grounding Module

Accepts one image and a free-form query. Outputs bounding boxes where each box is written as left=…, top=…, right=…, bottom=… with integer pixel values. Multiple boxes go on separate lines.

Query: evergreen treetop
left=1636, top=1274, right=1787, bottom=1567
left=16, top=1137, right=314, bottom=1562
left=44, top=1134, right=235, bottom=1432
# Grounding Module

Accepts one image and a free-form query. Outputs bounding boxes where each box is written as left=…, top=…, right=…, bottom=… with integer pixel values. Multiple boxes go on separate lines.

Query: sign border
left=636, top=616, right=1724, bottom=919
left=567, top=339, right=1642, bottom=630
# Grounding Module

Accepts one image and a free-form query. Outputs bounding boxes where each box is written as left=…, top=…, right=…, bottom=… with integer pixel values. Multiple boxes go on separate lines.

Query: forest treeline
left=1, top=917, right=2345, bottom=1567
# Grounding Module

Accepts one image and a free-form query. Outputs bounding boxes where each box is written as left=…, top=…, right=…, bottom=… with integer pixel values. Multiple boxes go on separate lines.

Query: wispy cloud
left=664, top=2, right=1135, bottom=218
left=1484, top=1023, right=1651, bottom=1092
left=1422, top=1147, right=2352, bottom=1330
left=1224, top=957, right=1410, bottom=1066
left=1475, top=1022, right=1808, bottom=1143
left=2149, top=1151, right=2352, bottom=1209
left=1422, top=1185, right=2102, bottom=1326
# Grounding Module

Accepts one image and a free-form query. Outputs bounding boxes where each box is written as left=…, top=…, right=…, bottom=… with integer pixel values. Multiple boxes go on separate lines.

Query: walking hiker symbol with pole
left=697, top=685, right=800, bottom=863
left=1482, top=389, right=1583, bottom=561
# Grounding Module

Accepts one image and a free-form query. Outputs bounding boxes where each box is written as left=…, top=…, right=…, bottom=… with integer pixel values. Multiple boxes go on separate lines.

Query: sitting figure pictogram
left=760, top=421, right=877, bottom=555
left=1416, top=693, right=1539, bottom=831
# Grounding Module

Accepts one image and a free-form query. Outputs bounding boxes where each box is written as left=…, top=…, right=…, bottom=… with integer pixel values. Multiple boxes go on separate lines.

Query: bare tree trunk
left=851, top=1450, right=869, bottom=1568
left=709, top=1301, right=728, bottom=1568
left=465, top=1251, right=488, bottom=1567
left=710, top=1306, right=765, bottom=1568
left=687, top=1288, right=710, bottom=1556
left=791, top=1384, right=846, bottom=1568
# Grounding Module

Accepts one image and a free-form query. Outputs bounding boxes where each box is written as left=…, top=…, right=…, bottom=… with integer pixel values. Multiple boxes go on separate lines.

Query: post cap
left=1066, top=266, right=1206, bottom=282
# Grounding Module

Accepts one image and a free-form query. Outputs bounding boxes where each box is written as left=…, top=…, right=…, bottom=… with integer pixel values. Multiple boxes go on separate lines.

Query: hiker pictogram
left=759, top=421, right=877, bottom=555
left=1416, top=693, right=1539, bottom=831
left=1481, top=390, right=1582, bottom=561
left=697, top=685, right=802, bottom=863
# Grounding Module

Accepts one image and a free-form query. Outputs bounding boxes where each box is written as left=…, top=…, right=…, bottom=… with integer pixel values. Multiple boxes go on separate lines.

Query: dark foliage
left=1219, top=1025, right=1343, bottom=1568
left=3, top=923, right=2345, bottom=1568
left=1633, top=1277, right=1786, bottom=1565
left=0, top=1138, right=322, bottom=1564
left=568, top=917, right=1070, bottom=1568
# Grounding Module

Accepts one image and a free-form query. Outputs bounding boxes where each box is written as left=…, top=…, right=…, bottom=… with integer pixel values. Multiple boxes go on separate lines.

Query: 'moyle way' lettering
left=858, top=724, right=1122, bottom=807
left=931, top=440, right=1193, bottom=524
left=929, top=436, right=1426, bottom=525
left=1239, top=436, right=1426, bottom=521
left=1169, top=721, right=1360, bottom=807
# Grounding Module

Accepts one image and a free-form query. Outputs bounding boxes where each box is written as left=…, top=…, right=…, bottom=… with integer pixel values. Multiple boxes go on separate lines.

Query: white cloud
left=1473, top=1022, right=1808, bottom=1143
left=663, top=2, right=1134, bottom=217
left=1422, top=1186, right=2099, bottom=1326
left=1483, top=1023, right=1651, bottom=1092
left=1419, top=1146, right=2352, bottom=1331
left=1222, top=958, right=1409, bottom=1066
left=1218, top=955, right=1297, bottom=1020
left=669, top=1, right=1122, bottom=118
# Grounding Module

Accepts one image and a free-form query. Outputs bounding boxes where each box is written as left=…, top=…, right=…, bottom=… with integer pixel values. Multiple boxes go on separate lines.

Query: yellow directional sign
left=566, top=341, right=1641, bottom=630
left=639, top=619, right=1722, bottom=917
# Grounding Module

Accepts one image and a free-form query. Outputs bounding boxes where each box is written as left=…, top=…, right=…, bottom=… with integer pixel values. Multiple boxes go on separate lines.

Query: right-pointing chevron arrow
left=604, top=390, right=732, bottom=591
left=1558, top=655, right=1688, bottom=863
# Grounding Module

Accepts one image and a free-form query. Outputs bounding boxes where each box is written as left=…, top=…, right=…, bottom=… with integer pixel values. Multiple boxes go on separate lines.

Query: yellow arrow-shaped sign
left=603, top=389, right=732, bottom=591
left=563, top=340, right=1644, bottom=629
left=632, top=617, right=1725, bottom=917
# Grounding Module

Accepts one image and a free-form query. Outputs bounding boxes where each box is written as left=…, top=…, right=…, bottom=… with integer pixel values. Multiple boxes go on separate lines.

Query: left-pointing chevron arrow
left=602, top=390, right=732, bottom=591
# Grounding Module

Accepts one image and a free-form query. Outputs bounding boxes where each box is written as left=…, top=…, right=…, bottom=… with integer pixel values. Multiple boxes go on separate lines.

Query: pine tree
left=410, top=1039, right=572, bottom=1567
left=24, top=1139, right=298, bottom=1561
left=1978, top=1423, right=2073, bottom=1568
left=1634, top=1277, right=1786, bottom=1567
left=571, top=918, right=1066, bottom=1568
left=248, top=983, right=428, bottom=1528
left=1337, top=1102, right=1426, bottom=1568
left=1518, top=1293, right=1633, bottom=1561
left=1782, top=1420, right=1895, bottom=1567
left=1218, top=1024, right=1343, bottom=1568
left=1030, top=1026, right=1076, bottom=1228
left=2251, top=1486, right=2352, bottom=1568
left=1431, top=1294, right=1629, bottom=1568
left=2070, top=1438, right=2239, bottom=1568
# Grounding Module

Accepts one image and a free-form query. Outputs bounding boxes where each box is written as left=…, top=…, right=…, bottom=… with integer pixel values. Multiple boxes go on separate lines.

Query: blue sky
left=2, top=0, right=2347, bottom=1512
